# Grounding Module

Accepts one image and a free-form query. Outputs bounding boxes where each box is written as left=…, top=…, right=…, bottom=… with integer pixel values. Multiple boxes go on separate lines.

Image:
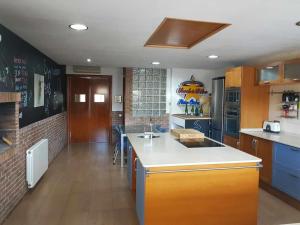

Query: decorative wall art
left=34, top=74, right=44, bottom=107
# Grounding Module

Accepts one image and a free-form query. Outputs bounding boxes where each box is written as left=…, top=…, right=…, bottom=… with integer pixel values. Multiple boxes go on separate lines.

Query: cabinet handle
left=288, top=173, right=298, bottom=178
left=289, top=147, right=299, bottom=152
left=146, top=163, right=263, bottom=175
left=134, top=158, right=138, bottom=171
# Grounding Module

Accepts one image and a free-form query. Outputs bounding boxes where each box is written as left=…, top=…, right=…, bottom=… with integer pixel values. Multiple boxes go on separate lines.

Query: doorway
left=68, top=75, right=112, bottom=143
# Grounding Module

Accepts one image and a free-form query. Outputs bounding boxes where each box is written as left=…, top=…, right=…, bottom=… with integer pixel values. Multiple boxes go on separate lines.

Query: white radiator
left=26, top=139, right=48, bottom=188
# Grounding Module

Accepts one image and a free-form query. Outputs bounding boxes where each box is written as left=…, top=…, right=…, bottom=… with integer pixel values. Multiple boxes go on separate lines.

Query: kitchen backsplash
left=269, top=83, right=300, bottom=134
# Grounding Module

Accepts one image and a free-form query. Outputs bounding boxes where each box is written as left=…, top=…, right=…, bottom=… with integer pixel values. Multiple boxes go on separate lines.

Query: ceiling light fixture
left=208, top=55, right=219, bottom=59
left=296, top=21, right=300, bottom=26
left=152, top=61, right=160, bottom=65
left=86, top=58, right=92, bottom=62
left=266, top=66, right=274, bottom=69
left=69, top=24, right=88, bottom=31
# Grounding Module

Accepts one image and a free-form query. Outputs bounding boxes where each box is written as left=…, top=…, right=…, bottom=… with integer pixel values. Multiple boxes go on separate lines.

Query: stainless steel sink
left=137, top=133, right=160, bottom=139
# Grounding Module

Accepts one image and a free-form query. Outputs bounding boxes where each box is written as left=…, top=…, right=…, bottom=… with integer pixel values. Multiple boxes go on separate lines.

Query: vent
left=72, top=65, right=101, bottom=74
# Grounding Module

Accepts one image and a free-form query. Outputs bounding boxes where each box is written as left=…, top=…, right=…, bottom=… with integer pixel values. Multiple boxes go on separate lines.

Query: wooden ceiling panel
left=145, top=18, right=230, bottom=49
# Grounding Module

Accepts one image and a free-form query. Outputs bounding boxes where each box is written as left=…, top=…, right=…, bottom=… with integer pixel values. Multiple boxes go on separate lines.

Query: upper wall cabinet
left=258, top=64, right=282, bottom=85
left=225, top=67, right=242, bottom=88
left=257, top=59, right=300, bottom=85
left=283, top=60, right=300, bottom=81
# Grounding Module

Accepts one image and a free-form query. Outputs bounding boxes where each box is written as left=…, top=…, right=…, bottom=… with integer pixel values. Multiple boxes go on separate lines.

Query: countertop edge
left=140, top=159, right=262, bottom=168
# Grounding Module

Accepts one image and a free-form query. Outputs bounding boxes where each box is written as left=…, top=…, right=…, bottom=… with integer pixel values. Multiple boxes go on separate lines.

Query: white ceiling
left=1, top=0, right=300, bottom=69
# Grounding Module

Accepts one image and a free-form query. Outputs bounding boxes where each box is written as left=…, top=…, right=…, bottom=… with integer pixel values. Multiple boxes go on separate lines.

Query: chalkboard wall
left=0, top=24, right=66, bottom=127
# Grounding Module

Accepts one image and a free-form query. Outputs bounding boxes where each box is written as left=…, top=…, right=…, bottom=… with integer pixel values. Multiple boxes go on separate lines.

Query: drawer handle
left=289, top=147, right=299, bottom=152
left=288, top=173, right=299, bottom=178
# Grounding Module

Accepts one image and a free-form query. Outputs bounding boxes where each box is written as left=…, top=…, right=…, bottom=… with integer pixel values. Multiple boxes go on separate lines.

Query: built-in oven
left=225, top=88, right=240, bottom=105
left=224, top=88, right=241, bottom=138
left=224, top=107, right=240, bottom=138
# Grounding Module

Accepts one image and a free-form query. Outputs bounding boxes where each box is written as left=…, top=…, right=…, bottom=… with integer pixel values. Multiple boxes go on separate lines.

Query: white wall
left=169, top=68, right=224, bottom=115
left=66, top=66, right=123, bottom=111
left=269, top=83, right=300, bottom=134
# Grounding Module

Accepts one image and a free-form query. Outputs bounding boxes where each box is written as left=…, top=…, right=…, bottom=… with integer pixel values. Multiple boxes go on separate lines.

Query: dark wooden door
left=68, top=75, right=112, bottom=143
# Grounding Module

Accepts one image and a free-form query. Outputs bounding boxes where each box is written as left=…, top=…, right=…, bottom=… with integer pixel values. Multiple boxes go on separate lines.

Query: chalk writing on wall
left=14, top=57, right=28, bottom=108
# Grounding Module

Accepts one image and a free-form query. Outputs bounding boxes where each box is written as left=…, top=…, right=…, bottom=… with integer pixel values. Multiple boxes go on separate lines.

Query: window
left=94, top=94, right=105, bottom=102
left=132, top=68, right=167, bottom=117
left=74, top=94, right=86, bottom=102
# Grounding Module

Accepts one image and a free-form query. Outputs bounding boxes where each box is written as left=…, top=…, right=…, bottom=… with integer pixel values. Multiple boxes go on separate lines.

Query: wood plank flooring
left=2, top=143, right=300, bottom=225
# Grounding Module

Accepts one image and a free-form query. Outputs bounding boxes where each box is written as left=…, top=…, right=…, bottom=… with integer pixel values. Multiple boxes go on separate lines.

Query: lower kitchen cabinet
left=272, top=143, right=300, bottom=201
left=240, top=134, right=273, bottom=184
left=224, top=135, right=239, bottom=149
left=135, top=161, right=259, bottom=225
left=127, top=141, right=137, bottom=193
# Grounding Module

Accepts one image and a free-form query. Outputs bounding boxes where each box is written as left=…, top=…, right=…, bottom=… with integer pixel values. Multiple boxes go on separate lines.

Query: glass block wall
left=132, top=68, right=167, bottom=117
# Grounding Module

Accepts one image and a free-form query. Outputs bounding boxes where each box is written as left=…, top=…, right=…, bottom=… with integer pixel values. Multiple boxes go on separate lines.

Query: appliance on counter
left=263, top=121, right=281, bottom=133
left=211, top=77, right=225, bottom=142
left=224, top=88, right=241, bottom=138
left=177, top=138, right=225, bottom=148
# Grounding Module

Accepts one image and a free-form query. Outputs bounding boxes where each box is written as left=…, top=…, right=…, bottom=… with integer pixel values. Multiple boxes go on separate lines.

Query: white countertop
left=127, top=133, right=261, bottom=168
left=240, top=129, right=300, bottom=149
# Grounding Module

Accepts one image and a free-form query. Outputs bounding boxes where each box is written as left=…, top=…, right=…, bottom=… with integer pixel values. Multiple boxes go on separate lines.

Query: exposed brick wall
left=19, top=113, right=67, bottom=163
left=112, top=111, right=123, bottom=126
left=123, top=68, right=169, bottom=128
left=0, top=111, right=67, bottom=224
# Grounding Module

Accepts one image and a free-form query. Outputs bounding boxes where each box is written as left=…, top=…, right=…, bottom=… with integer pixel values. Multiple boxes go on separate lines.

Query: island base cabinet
left=137, top=163, right=260, bottom=225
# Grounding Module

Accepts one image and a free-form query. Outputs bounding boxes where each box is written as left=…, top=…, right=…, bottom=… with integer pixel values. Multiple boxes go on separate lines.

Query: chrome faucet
left=149, top=117, right=153, bottom=138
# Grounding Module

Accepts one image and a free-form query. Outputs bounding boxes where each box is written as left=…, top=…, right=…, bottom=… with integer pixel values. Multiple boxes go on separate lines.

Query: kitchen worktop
left=127, top=133, right=261, bottom=168
left=240, top=129, right=300, bottom=149
left=172, top=114, right=211, bottom=120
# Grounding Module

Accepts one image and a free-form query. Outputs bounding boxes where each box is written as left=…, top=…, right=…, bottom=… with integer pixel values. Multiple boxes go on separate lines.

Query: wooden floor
left=2, top=143, right=300, bottom=225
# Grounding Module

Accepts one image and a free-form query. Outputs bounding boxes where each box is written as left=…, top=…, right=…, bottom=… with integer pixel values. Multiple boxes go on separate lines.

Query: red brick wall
left=112, top=111, right=123, bottom=126
left=0, top=112, right=67, bottom=224
left=123, top=68, right=169, bottom=128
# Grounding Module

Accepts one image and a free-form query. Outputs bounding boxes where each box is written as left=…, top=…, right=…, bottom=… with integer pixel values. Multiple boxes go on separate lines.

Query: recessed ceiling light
left=296, top=21, right=300, bottom=26
left=86, top=58, right=92, bottom=62
left=208, top=55, right=219, bottom=59
left=69, top=24, right=88, bottom=31
left=152, top=61, right=160, bottom=65
left=266, top=66, right=274, bottom=69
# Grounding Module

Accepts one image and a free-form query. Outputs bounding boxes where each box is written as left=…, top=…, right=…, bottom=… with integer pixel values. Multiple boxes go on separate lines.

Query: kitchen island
left=127, top=133, right=261, bottom=225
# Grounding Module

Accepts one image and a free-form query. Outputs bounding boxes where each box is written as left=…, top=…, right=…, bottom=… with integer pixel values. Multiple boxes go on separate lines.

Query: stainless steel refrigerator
left=210, top=77, right=225, bottom=142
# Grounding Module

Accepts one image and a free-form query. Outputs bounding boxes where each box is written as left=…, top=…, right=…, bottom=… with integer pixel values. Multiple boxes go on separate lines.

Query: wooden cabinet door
left=224, top=135, right=239, bottom=149
left=240, top=134, right=255, bottom=156
left=257, top=139, right=273, bottom=184
left=240, top=134, right=273, bottom=184
left=225, top=68, right=242, bottom=88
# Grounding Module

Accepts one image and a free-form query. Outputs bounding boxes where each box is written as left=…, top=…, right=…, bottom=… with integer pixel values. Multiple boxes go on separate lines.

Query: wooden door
left=68, top=75, right=112, bottom=143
